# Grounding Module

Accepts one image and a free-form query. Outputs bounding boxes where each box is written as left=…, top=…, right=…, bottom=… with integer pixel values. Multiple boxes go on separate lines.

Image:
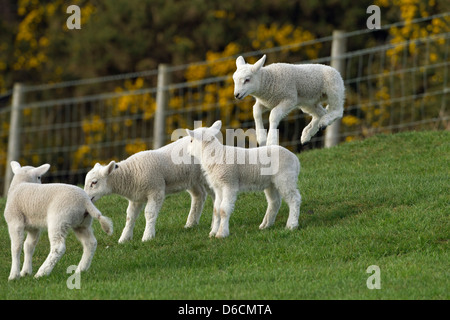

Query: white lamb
left=233, top=54, right=345, bottom=146
left=84, top=136, right=212, bottom=243
left=4, top=161, right=113, bottom=280
left=186, top=120, right=301, bottom=238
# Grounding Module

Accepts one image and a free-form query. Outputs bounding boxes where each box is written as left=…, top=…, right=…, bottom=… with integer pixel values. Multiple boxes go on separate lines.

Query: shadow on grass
left=299, top=201, right=364, bottom=229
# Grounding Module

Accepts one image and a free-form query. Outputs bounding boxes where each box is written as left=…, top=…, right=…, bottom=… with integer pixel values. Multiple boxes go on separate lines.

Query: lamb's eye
left=244, top=78, right=250, bottom=84
left=91, top=180, right=97, bottom=187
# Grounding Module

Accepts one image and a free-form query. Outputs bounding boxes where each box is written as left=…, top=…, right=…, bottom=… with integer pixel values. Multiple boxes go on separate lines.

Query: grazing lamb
left=84, top=136, right=213, bottom=243
left=233, top=55, right=345, bottom=146
left=186, top=120, right=301, bottom=238
left=4, top=161, right=113, bottom=280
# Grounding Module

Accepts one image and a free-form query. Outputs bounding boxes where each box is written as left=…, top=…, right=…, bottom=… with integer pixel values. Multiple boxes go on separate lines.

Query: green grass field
left=0, top=131, right=448, bottom=299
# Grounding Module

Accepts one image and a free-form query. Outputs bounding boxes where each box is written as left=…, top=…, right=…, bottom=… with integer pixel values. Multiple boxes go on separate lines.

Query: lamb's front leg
left=266, top=101, right=296, bottom=146
left=253, top=101, right=268, bottom=146
left=119, top=201, right=145, bottom=243
left=142, top=193, right=164, bottom=242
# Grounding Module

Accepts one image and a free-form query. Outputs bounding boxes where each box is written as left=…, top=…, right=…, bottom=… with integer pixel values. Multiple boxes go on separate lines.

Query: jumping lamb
left=186, top=120, right=301, bottom=238
left=84, top=136, right=213, bottom=243
left=4, top=161, right=113, bottom=280
left=233, top=54, right=345, bottom=146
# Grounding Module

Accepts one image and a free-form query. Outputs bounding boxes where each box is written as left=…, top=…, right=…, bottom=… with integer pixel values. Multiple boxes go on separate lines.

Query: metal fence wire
left=0, top=13, right=449, bottom=195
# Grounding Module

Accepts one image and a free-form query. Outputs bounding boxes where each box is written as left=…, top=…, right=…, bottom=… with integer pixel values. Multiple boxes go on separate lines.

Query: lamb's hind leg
left=300, top=103, right=327, bottom=145
left=209, top=188, right=222, bottom=237
left=216, top=187, right=237, bottom=238
left=20, top=229, right=41, bottom=277
left=317, top=92, right=344, bottom=130
left=7, top=224, right=24, bottom=280
left=35, top=225, right=68, bottom=278
left=119, top=201, right=144, bottom=243
left=185, top=184, right=207, bottom=228
left=259, top=186, right=281, bottom=230
left=279, top=187, right=301, bottom=230
left=74, top=226, right=97, bottom=273
left=142, top=192, right=164, bottom=241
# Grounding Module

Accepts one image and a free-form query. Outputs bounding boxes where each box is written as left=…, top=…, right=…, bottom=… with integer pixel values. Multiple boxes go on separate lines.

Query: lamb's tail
left=85, top=200, right=113, bottom=235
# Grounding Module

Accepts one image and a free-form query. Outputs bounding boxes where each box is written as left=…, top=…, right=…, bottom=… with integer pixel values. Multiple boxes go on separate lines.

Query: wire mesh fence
left=0, top=13, right=448, bottom=195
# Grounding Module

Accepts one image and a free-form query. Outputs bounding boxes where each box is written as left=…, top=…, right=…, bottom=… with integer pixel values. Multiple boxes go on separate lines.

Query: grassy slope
left=0, top=131, right=448, bottom=299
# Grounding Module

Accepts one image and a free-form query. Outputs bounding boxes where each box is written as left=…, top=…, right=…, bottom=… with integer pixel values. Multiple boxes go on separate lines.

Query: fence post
left=154, top=64, right=171, bottom=149
left=4, top=83, right=24, bottom=197
left=325, top=30, right=347, bottom=148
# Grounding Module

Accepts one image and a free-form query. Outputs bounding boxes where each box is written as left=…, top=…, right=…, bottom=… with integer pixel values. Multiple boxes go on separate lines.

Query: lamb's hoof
left=20, top=270, right=32, bottom=277
left=118, top=235, right=132, bottom=243
left=215, top=233, right=228, bottom=239
left=259, top=221, right=273, bottom=229
left=285, top=223, right=299, bottom=231
left=301, top=135, right=312, bottom=145
left=141, top=236, right=154, bottom=242
left=184, top=222, right=197, bottom=229
left=8, top=273, right=20, bottom=281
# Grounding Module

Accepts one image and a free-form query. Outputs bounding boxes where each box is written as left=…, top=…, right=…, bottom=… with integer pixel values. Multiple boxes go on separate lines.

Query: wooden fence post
left=154, top=64, right=171, bottom=149
left=4, top=83, right=24, bottom=197
left=325, top=30, right=347, bottom=148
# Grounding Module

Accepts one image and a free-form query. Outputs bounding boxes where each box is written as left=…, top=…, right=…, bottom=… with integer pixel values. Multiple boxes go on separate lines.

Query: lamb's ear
left=35, top=163, right=50, bottom=177
left=10, top=161, right=21, bottom=174
left=186, top=129, right=195, bottom=138
left=207, top=121, right=222, bottom=141
left=210, top=120, right=222, bottom=131
left=236, top=56, right=246, bottom=67
left=101, top=161, right=116, bottom=176
left=252, top=54, right=266, bottom=72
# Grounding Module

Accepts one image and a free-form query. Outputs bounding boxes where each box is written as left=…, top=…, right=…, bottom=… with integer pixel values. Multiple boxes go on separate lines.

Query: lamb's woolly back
left=259, top=63, right=341, bottom=102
